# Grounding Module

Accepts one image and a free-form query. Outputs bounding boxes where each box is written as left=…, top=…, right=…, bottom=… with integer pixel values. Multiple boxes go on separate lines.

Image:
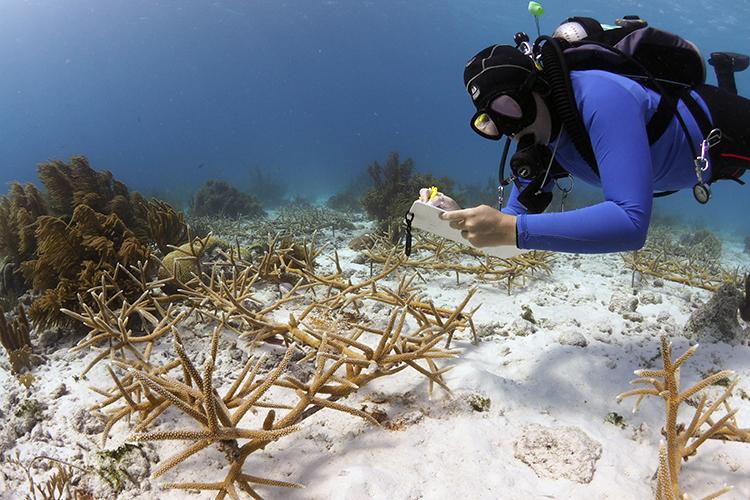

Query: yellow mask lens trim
left=474, top=113, right=491, bottom=127
left=472, top=112, right=500, bottom=138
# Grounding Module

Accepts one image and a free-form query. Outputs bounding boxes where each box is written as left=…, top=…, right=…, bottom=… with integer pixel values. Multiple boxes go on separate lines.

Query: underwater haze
left=0, top=0, right=749, bottom=232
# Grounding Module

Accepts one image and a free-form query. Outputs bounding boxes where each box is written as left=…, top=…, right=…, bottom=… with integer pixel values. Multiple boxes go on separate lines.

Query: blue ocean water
left=0, top=0, right=748, bottom=234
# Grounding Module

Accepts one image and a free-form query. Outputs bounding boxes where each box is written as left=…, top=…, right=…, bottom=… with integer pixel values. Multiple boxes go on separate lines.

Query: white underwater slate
left=408, top=200, right=527, bottom=259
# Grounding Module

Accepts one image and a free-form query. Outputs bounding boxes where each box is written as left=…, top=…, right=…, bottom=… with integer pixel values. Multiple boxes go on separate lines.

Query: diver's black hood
left=463, top=44, right=549, bottom=111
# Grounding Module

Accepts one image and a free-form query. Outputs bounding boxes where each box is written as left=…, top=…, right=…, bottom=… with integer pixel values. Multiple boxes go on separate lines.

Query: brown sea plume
left=0, top=156, right=188, bottom=330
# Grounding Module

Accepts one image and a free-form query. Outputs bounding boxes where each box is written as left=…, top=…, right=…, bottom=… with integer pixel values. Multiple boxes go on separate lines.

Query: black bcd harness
left=511, top=17, right=719, bottom=212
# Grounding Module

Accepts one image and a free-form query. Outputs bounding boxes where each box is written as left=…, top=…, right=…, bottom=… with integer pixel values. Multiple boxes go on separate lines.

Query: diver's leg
left=708, top=52, right=749, bottom=95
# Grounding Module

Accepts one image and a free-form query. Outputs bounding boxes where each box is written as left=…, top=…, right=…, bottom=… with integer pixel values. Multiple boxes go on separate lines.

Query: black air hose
left=535, top=36, right=600, bottom=175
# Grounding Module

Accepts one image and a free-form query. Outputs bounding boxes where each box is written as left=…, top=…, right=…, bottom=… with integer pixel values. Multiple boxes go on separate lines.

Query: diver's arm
left=515, top=80, right=653, bottom=253
left=500, top=182, right=527, bottom=215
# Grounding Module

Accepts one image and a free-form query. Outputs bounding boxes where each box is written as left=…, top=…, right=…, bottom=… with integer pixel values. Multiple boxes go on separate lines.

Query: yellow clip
left=428, top=186, right=439, bottom=201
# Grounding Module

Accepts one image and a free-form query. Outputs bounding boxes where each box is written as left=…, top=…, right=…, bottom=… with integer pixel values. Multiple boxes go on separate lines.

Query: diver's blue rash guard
left=501, top=70, right=712, bottom=254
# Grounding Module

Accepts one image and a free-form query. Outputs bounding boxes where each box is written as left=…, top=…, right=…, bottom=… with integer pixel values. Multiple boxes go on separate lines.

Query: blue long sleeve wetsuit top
left=501, top=70, right=711, bottom=254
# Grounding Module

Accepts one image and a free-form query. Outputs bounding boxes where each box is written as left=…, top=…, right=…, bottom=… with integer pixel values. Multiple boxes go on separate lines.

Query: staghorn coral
left=362, top=152, right=456, bottom=239
left=617, top=336, right=750, bottom=499
left=273, top=204, right=356, bottom=237
left=244, top=233, right=320, bottom=284
left=59, top=236, right=475, bottom=498
left=191, top=180, right=266, bottom=219
left=678, top=228, right=722, bottom=263
left=363, top=231, right=554, bottom=294
left=3, top=452, right=92, bottom=500
left=623, top=224, right=742, bottom=292
left=186, top=204, right=362, bottom=250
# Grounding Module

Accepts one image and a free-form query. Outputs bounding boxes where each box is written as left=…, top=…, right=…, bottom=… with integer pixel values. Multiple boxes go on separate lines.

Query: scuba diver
left=426, top=16, right=750, bottom=254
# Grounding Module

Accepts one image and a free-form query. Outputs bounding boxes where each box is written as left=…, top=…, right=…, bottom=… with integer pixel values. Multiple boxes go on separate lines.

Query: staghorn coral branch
left=132, top=426, right=297, bottom=442
left=237, top=473, right=304, bottom=489
left=677, top=370, right=734, bottom=403
left=683, top=409, right=740, bottom=458
left=231, top=348, right=295, bottom=426
left=131, top=370, right=208, bottom=426
left=619, top=336, right=748, bottom=499
left=150, top=439, right=213, bottom=479
left=616, top=388, right=662, bottom=404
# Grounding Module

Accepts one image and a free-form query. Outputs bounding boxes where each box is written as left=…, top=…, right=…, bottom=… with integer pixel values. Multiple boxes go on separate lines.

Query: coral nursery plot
left=1, top=203, right=749, bottom=500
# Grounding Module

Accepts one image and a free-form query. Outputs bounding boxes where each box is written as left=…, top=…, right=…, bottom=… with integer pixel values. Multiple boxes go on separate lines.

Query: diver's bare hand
left=440, top=205, right=517, bottom=247
left=418, top=188, right=461, bottom=211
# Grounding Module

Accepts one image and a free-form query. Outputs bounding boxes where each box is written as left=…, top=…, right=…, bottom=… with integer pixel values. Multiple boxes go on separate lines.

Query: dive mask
left=470, top=91, right=537, bottom=140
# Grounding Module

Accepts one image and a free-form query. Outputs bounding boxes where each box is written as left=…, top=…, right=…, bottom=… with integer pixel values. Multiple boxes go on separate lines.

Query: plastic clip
left=497, top=175, right=516, bottom=210
left=496, top=184, right=505, bottom=210
left=706, top=128, right=722, bottom=148
left=554, top=174, right=574, bottom=212
left=403, top=211, right=415, bottom=257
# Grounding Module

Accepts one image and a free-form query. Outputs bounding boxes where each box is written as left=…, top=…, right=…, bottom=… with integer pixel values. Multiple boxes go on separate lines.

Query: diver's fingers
left=426, top=193, right=445, bottom=207
left=418, top=188, right=431, bottom=202
left=440, top=208, right=471, bottom=220
left=448, top=219, right=465, bottom=230
left=435, top=195, right=461, bottom=211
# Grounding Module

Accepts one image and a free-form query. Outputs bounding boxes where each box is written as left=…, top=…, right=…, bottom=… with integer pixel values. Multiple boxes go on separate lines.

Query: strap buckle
left=692, top=128, right=722, bottom=204
left=694, top=128, right=722, bottom=173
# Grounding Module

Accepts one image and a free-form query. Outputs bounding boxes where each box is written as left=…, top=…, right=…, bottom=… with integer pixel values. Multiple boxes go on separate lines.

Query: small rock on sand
left=558, top=331, right=588, bottom=347
left=513, top=424, right=602, bottom=483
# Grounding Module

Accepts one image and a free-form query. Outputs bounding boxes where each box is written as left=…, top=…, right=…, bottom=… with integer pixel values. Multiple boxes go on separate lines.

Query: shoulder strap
left=652, top=91, right=713, bottom=197
left=681, top=91, right=712, bottom=137
left=646, top=97, right=677, bottom=145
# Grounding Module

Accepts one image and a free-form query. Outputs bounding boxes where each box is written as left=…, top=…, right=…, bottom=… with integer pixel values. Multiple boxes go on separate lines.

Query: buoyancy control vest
left=536, top=16, right=710, bottom=178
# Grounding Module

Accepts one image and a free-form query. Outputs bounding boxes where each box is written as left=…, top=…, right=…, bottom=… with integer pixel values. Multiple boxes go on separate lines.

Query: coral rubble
left=513, top=424, right=602, bottom=483
left=684, top=283, right=748, bottom=344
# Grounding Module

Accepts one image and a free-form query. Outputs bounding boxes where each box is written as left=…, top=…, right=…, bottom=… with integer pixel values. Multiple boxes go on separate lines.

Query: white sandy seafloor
left=1, top=220, right=749, bottom=500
